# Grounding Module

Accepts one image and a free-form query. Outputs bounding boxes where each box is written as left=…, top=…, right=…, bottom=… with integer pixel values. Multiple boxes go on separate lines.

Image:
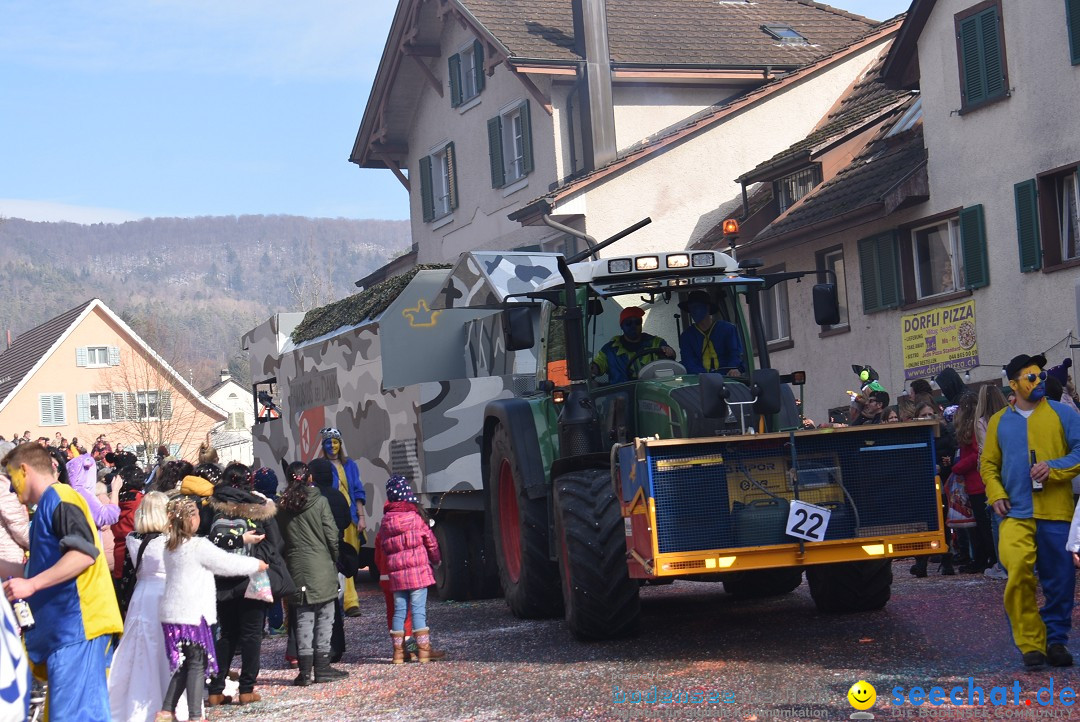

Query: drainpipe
left=543, top=213, right=598, bottom=261
left=572, top=0, right=617, bottom=170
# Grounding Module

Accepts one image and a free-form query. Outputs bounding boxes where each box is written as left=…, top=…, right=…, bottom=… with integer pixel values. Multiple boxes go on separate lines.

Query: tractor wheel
left=554, top=469, right=640, bottom=640
left=467, top=516, right=503, bottom=600
left=806, top=560, right=893, bottom=613
left=722, top=568, right=803, bottom=599
left=488, top=421, right=562, bottom=618
left=433, top=517, right=470, bottom=601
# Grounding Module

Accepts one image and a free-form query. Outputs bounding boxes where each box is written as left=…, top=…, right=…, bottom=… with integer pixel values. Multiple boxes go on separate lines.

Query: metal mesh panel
left=511, top=374, right=536, bottom=395
left=650, top=424, right=939, bottom=554
left=390, top=439, right=421, bottom=485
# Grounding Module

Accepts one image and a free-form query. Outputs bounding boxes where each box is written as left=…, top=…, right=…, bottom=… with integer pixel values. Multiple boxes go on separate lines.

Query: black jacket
left=209, top=485, right=295, bottom=603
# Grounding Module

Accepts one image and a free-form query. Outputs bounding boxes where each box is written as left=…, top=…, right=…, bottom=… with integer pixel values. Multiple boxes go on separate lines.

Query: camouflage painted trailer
left=242, top=252, right=561, bottom=599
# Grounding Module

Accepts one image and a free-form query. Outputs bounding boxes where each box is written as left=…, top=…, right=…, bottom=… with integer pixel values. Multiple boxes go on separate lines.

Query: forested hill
left=0, top=215, right=411, bottom=389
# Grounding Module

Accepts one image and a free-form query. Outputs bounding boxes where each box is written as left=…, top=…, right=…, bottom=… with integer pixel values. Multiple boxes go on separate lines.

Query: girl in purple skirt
left=156, top=497, right=266, bottom=722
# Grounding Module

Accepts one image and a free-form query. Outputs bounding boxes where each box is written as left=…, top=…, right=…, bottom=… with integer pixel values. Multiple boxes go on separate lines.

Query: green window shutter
left=958, top=15, right=985, bottom=105
left=473, top=40, right=485, bottom=92
left=958, top=7, right=1004, bottom=107
left=1068, top=0, right=1080, bottom=64
left=858, top=232, right=901, bottom=313
left=1014, top=179, right=1042, bottom=271
left=448, top=53, right=462, bottom=107
left=959, top=204, right=990, bottom=289
left=979, top=8, right=1004, bottom=100
left=77, top=393, right=90, bottom=423
left=519, top=100, right=534, bottom=174
left=76, top=347, right=88, bottom=367
left=419, top=155, right=435, bottom=222
left=488, top=116, right=505, bottom=188
left=446, top=142, right=459, bottom=210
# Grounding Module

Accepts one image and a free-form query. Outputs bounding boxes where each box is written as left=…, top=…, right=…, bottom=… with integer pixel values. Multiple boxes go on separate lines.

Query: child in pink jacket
left=374, top=476, right=441, bottom=663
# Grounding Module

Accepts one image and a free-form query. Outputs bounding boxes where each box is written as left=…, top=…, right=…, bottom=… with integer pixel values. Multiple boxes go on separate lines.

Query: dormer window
left=762, top=24, right=809, bottom=45
left=449, top=40, right=485, bottom=108
left=776, top=166, right=821, bottom=213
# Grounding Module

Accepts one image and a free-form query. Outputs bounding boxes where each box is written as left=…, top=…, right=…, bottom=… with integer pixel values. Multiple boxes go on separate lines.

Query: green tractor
left=481, top=222, right=945, bottom=640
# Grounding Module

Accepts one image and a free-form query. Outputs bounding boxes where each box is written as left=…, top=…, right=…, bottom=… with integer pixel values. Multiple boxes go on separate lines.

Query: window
left=77, top=392, right=112, bottom=422
left=39, top=393, right=66, bottom=426
left=762, top=24, right=809, bottom=45
left=227, top=411, right=246, bottom=430
left=488, top=101, right=534, bottom=188
left=955, top=1, right=1008, bottom=111
left=816, top=246, right=849, bottom=330
left=776, top=166, right=821, bottom=213
left=1068, top=0, right=1080, bottom=64
left=76, top=345, right=119, bottom=367
left=911, top=218, right=965, bottom=298
left=760, top=267, right=790, bottom=345
left=419, top=142, right=458, bottom=222
left=1017, top=166, right=1080, bottom=270
left=449, top=40, right=485, bottom=107
left=138, top=391, right=160, bottom=420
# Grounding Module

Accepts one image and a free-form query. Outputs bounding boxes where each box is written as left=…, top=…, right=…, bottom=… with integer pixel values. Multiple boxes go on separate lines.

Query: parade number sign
left=786, top=500, right=832, bottom=542
left=902, top=299, right=978, bottom=381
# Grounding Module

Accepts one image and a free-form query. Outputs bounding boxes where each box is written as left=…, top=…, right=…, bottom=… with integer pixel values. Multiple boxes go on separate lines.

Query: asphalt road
left=211, top=561, right=1080, bottom=721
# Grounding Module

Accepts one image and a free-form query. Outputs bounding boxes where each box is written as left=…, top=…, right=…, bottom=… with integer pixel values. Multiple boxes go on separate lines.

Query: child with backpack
left=375, top=476, right=442, bottom=663
left=157, top=497, right=266, bottom=722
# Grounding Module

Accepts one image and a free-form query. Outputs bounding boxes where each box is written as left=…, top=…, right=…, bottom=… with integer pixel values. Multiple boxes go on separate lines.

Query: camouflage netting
left=291, top=264, right=451, bottom=344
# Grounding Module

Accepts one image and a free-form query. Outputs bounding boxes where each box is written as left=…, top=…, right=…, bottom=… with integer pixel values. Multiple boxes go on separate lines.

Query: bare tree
left=104, top=349, right=211, bottom=463
left=286, top=235, right=336, bottom=311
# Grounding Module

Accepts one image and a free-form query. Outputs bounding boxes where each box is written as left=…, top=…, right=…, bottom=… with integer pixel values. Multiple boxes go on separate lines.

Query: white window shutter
left=108, top=346, right=120, bottom=366
left=56, top=395, right=66, bottom=425
left=76, top=347, right=88, bottom=367
left=113, top=393, right=126, bottom=420
left=77, top=393, right=90, bottom=423
left=39, top=396, right=52, bottom=425
left=160, top=390, right=173, bottom=420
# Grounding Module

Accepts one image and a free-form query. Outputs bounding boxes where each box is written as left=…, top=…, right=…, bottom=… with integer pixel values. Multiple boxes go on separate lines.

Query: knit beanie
left=385, top=475, right=418, bottom=504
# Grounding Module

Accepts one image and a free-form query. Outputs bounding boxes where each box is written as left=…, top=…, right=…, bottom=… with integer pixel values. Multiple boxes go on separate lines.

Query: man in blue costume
left=591, top=307, right=675, bottom=384
left=678, top=290, right=744, bottom=375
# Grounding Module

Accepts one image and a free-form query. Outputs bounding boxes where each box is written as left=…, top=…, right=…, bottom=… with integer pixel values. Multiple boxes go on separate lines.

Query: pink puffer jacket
left=376, top=501, right=440, bottom=592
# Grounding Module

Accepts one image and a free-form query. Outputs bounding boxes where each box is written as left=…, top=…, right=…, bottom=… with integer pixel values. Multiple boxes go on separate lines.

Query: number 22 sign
left=785, top=500, right=832, bottom=542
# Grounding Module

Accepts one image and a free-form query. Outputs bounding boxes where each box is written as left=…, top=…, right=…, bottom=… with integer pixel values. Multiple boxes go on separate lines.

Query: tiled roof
left=740, top=50, right=914, bottom=181
left=465, top=0, right=876, bottom=66
left=0, top=299, right=95, bottom=406
left=752, top=123, right=926, bottom=243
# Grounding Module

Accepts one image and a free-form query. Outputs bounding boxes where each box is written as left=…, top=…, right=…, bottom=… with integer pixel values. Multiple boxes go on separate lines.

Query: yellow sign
left=402, top=298, right=442, bottom=328
left=901, top=299, right=978, bottom=381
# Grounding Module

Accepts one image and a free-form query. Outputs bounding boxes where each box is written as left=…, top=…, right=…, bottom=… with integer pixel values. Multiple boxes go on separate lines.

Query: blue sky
left=0, top=0, right=911, bottom=224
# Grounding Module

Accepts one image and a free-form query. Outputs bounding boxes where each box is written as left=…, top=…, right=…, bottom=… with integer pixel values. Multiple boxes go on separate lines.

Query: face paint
left=1010, top=364, right=1047, bottom=402
left=688, top=302, right=710, bottom=324
left=323, top=438, right=341, bottom=457
left=6, top=465, right=27, bottom=503
left=621, top=319, right=642, bottom=342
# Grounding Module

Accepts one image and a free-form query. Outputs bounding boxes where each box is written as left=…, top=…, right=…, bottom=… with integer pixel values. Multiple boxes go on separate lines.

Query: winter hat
left=1046, top=357, right=1073, bottom=385
left=678, top=290, right=718, bottom=313
left=319, top=427, right=343, bottom=441
left=308, top=459, right=335, bottom=489
left=385, top=475, right=418, bottom=504
left=619, top=307, right=645, bottom=325
left=253, top=467, right=279, bottom=499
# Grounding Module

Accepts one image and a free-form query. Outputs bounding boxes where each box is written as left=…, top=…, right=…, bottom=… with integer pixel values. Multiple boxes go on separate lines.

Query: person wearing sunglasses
left=590, top=306, right=675, bottom=385
left=983, top=353, right=1080, bottom=670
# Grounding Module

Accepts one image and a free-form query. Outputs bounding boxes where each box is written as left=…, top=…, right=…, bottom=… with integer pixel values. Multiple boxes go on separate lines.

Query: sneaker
left=1048, top=644, right=1074, bottom=667
left=1023, top=651, right=1047, bottom=669
left=344, top=606, right=362, bottom=618
left=984, top=564, right=1008, bottom=580
left=268, top=625, right=287, bottom=637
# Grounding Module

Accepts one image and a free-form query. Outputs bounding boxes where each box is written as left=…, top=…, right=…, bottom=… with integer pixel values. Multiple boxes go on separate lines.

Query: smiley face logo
left=848, top=680, right=876, bottom=710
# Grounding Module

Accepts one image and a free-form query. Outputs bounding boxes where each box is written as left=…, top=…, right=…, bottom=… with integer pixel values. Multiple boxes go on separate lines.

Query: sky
left=0, top=0, right=912, bottom=225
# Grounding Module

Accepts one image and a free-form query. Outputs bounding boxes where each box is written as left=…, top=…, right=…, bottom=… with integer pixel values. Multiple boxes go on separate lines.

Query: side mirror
left=812, top=283, right=840, bottom=326
left=587, top=298, right=605, bottom=317
left=700, top=373, right=729, bottom=419
left=751, top=368, right=782, bottom=416
left=502, top=307, right=534, bottom=351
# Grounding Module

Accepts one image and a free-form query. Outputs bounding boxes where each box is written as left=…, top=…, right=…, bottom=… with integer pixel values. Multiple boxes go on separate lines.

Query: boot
left=940, top=557, right=955, bottom=576
left=206, top=694, right=232, bottom=707
left=414, top=628, right=436, bottom=664
left=391, top=630, right=406, bottom=664
left=293, top=655, right=313, bottom=687
left=313, top=652, right=348, bottom=682
left=910, top=557, right=928, bottom=578
left=237, top=691, right=261, bottom=704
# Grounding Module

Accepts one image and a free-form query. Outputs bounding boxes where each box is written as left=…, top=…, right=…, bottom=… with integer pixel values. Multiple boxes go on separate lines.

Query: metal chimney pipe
left=572, top=0, right=617, bottom=170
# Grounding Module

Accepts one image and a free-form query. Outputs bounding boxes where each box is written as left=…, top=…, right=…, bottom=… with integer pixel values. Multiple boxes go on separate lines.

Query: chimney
left=220, top=369, right=230, bottom=383
left=572, top=0, right=617, bottom=170
left=5, top=330, right=11, bottom=350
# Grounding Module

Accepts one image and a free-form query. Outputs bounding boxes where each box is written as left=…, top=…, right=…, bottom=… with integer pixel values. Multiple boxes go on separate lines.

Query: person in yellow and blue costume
left=317, top=427, right=366, bottom=617
left=1, top=443, right=122, bottom=721
left=982, top=353, right=1080, bottom=670
left=591, top=306, right=675, bottom=384
left=678, top=290, right=744, bottom=375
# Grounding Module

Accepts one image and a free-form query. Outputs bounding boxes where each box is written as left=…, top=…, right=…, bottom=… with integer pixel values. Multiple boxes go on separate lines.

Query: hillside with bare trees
left=0, top=215, right=410, bottom=390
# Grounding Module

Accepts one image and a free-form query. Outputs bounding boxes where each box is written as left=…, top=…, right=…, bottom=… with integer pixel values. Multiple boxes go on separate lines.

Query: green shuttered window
left=1014, top=179, right=1042, bottom=271
left=858, top=232, right=901, bottom=313
left=1068, top=0, right=1080, bottom=64
left=956, top=4, right=1007, bottom=110
left=448, top=40, right=485, bottom=108
left=488, top=101, right=533, bottom=188
left=419, top=155, right=434, bottom=222
left=959, top=204, right=990, bottom=288
left=419, top=144, right=458, bottom=223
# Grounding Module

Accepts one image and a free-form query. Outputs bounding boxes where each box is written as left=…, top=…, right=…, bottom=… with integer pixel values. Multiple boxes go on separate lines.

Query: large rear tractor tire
left=488, top=421, right=562, bottom=618
left=433, top=517, right=470, bottom=601
left=722, top=568, right=803, bottom=599
left=806, top=560, right=892, bottom=613
left=554, top=469, right=640, bottom=640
